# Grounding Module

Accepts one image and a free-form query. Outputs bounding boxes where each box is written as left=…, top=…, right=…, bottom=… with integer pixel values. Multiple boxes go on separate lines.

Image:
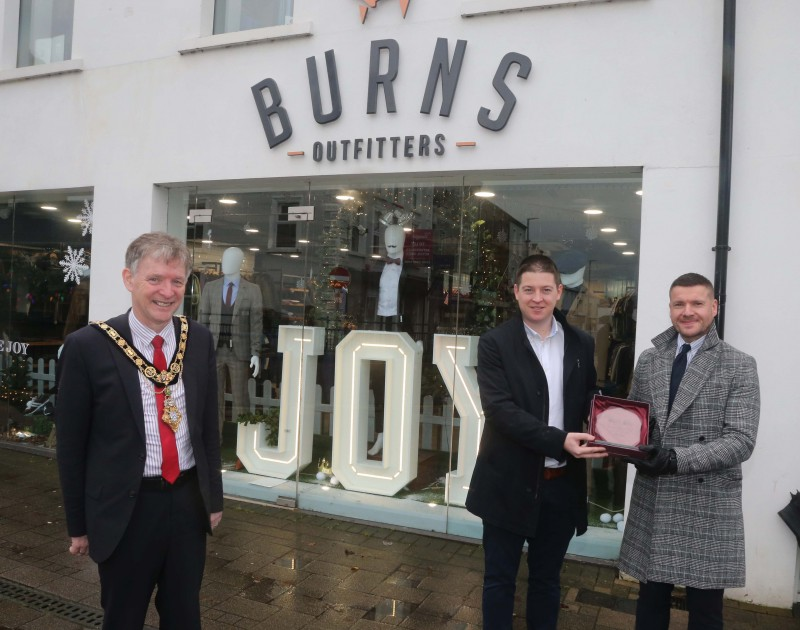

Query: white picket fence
left=20, top=358, right=459, bottom=452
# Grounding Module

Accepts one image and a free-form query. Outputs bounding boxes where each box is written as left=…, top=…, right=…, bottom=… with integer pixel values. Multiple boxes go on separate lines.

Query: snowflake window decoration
left=79, top=200, right=93, bottom=236
left=59, top=246, right=86, bottom=285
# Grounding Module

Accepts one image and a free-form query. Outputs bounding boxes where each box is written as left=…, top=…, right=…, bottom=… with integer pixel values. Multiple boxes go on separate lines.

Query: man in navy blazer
left=466, top=254, right=606, bottom=630
left=57, top=232, right=223, bottom=630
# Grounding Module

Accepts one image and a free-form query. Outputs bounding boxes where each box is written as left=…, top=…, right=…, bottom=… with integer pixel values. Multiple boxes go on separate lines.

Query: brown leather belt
left=542, top=466, right=567, bottom=481
left=140, top=467, right=197, bottom=491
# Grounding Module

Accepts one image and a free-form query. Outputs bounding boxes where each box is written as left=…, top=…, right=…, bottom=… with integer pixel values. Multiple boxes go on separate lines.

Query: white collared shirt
left=676, top=333, right=706, bottom=366
left=523, top=316, right=565, bottom=469
left=129, top=312, right=195, bottom=476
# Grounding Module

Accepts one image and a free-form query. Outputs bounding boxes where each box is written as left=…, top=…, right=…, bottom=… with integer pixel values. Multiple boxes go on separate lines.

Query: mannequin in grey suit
left=619, top=273, right=760, bottom=630
left=199, top=247, right=263, bottom=439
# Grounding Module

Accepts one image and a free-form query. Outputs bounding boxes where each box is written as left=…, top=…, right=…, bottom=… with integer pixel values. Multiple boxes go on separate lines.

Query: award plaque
left=588, top=394, right=650, bottom=459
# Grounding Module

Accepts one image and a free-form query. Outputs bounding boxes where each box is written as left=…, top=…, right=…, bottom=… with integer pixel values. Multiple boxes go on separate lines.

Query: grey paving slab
left=0, top=444, right=796, bottom=629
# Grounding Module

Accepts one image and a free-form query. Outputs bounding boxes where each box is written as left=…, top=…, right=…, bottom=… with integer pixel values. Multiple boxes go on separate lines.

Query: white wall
left=0, top=0, right=797, bottom=607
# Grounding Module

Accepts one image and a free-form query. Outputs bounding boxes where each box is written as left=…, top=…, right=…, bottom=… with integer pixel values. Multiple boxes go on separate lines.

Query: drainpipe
left=713, top=0, right=736, bottom=339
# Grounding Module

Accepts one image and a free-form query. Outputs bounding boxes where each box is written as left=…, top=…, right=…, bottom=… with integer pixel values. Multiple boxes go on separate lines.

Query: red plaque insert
left=588, top=394, right=650, bottom=459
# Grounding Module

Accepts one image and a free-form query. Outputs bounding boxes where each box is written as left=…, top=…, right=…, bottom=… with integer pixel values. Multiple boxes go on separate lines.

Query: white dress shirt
left=129, top=312, right=195, bottom=476
left=523, top=317, right=565, bottom=469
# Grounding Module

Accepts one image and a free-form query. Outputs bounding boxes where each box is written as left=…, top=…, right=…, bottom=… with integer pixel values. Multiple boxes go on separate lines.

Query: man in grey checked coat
left=618, top=273, right=760, bottom=630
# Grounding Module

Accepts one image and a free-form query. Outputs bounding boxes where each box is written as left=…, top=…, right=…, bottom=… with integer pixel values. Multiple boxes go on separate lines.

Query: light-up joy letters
left=237, top=327, right=484, bottom=503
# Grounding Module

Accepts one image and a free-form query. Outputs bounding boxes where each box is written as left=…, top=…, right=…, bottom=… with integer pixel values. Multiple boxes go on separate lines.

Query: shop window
left=0, top=190, right=92, bottom=444
left=213, top=0, right=293, bottom=34
left=16, top=0, right=74, bottom=68
left=170, top=170, right=642, bottom=554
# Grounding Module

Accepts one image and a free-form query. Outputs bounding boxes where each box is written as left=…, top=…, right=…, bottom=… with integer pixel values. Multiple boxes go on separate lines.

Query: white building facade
left=0, top=0, right=797, bottom=610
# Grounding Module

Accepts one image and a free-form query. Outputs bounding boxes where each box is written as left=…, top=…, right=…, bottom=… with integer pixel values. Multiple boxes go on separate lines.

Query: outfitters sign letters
left=251, top=38, right=532, bottom=163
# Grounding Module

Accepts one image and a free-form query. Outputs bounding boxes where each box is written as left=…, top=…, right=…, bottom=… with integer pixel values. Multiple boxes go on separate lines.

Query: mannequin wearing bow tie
left=370, top=224, right=406, bottom=456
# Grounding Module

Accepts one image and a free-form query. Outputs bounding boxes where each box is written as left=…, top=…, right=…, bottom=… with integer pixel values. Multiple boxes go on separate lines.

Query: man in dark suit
left=57, top=232, right=223, bottom=630
left=466, top=254, right=607, bottom=630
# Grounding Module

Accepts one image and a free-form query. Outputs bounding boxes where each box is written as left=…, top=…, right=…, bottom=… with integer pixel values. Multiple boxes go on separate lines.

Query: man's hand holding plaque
left=588, top=395, right=650, bottom=459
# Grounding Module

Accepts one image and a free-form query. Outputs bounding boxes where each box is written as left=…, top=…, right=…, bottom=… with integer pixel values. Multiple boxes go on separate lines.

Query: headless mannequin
left=221, top=248, right=260, bottom=378
left=370, top=224, right=406, bottom=456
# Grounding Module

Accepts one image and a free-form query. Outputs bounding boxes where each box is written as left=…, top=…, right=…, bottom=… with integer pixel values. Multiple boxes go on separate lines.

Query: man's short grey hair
left=125, top=232, right=191, bottom=277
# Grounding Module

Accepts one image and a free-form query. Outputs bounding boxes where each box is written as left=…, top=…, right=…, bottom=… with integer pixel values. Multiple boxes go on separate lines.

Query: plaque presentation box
left=588, top=395, right=650, bottom=459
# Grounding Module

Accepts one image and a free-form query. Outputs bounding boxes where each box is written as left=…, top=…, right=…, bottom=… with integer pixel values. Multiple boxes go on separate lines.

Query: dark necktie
left=667, top=343, right=691, bottom=415
left=225, top=282, right=234, bottom=307
left=152, top=335, right=179, bottom=483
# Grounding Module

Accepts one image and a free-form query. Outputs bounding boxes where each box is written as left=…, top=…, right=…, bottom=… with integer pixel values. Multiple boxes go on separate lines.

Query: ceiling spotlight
left=622, top=251, right=636, bottom=256
left=474, top=190, right=495, bottom=198
left=68, top=217, right=81, bottom=223
left=201, top=239, right=213, bottom=244
left=244, top=223, right=259, bottom=233
left=584, top=208, right=603, bottom=215
left=219, top=198, right=237, bottom=205
left=41, top=205, right=58, bottom=211
left=336, top=194, right=354, bottom=201
left=339, top=247, right=349, bottom=252
left=248, top=247, right=260, bottom=251
left=600, top=227, right=617, bottom=233
left=289, top=254, right=300, bottom=258
left=636, top=190, right=643, bottom=196
left=613, top=241, right=628, bottom=246
left=298, top=239, right=310, bottom=244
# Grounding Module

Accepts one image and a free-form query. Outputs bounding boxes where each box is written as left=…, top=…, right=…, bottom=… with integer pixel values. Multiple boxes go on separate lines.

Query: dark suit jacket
left=56, top=313, right=223, bottom=563
left=465, top=310, right=597, bottom=538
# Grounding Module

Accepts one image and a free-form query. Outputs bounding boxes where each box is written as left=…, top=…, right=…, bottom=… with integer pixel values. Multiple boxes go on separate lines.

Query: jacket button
left=698, top=436, right=705, bottom=442
left=697, top=478, right=704, bottom=483
left=537, top=391, right=542, bottom=396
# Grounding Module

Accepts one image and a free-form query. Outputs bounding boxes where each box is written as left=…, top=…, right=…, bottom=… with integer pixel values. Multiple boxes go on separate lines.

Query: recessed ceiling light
left=403, top=227, right=412, bottom=232
left=201, top=239, right=213, bottom=244
left=474, top=190, right=495, bottom=198
left=339, top=247, right=349, bottom=252
left=600, top=227, right=617, bottom=233
left=335, top=195, right=354, bottom=201
left=613, top=241, right=628, bottom=247
left=584, top=208, right=603, bottom=215
left=244, top=224, right=259, bottom=233
left=67, top=218, right=81, bottom=223
left=249, top=247, right=260, bottom=252
left=298, top=239, right=310, bottom=244
left=41, top=205, right=58, bottom=211
left=371, top=254, right=382, bottom=259
left=219, top=198, right=237, bottom=205
left=622, top=251, right=636, bottom=256
left=636, top=190, right=643, bottom=196
left=289, top=254, right=299, bottom=258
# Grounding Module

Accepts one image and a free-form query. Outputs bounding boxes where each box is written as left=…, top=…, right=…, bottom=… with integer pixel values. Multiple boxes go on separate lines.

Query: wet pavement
left=0, top=444, right=796, bottom=629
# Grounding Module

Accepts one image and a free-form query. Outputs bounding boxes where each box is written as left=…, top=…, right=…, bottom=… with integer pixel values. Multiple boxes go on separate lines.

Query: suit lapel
left=100, top=314, right=147, bottom=443
left=666, top=342, right=718, bottom=427
left=179, top=319, right=199, bottom=438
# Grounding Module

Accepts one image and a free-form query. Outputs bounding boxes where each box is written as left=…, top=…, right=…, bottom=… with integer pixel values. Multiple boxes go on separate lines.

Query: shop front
left=1, top=0, right=798, bottom=609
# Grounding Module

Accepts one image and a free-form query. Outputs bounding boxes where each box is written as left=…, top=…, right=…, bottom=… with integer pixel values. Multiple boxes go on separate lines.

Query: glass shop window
left=213, top=0, right=293, bottom=34
left=17, top=0, right=75, bottom=68
left=0, top=190, right=93, bottom=445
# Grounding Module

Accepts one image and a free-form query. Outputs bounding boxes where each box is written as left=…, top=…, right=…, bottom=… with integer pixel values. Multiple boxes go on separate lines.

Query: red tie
left=225, top=282, right=233, bottom=307
left=152, top=335, right=179, bottom=483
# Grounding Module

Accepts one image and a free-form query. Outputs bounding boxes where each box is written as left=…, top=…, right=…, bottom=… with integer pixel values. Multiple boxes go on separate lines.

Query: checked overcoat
left=618, top=324, right=760, bottom=589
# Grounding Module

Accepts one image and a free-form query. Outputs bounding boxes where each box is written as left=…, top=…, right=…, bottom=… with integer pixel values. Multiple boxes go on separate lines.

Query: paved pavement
left=0, top=444, right=796, bottom=629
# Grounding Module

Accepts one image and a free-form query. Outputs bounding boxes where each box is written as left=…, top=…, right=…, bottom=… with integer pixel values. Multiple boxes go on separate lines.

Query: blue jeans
left=481, top=475, right=577, bottom=630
